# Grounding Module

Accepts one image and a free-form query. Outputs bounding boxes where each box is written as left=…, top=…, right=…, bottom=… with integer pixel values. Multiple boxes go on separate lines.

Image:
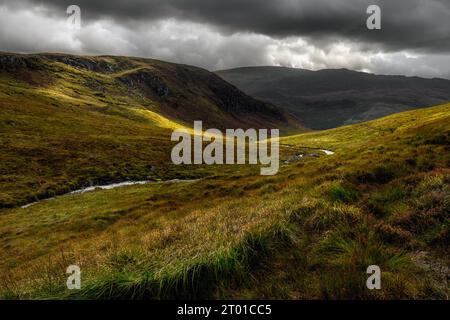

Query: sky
left=1, top=0, right=449, bottom=79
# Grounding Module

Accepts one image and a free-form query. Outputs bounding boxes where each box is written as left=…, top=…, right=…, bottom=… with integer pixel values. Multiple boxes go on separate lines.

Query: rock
left=0, top=55, right=42, bottom=72
left=284, top=154, right=304, bottom=164
left=46, top=55, right=116, bottom=73
left=284, top=151, right=323, bottom=164
left=118, top=69, right=170, bottom=98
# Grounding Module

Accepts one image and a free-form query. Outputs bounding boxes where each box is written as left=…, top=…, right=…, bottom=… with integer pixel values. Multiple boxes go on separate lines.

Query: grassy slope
left=0, top=103, right=448, bottom=299
left=0, top=53, right=301, bottom=208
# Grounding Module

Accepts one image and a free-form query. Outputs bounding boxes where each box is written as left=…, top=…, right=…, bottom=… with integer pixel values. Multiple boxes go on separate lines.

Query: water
left=69, top=181, right=150, bottom=195
left=20, top=179, right=199, bottom=209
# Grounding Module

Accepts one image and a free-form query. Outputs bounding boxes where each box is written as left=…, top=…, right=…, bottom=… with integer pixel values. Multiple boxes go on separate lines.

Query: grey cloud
left=0, top=0, right=449, bottom=79
left=5, top=0, right=450, bottom=53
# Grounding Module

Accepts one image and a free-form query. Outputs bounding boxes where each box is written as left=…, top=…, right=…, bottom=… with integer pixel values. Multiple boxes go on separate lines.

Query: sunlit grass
left=0, top=57, right=449, bottom=300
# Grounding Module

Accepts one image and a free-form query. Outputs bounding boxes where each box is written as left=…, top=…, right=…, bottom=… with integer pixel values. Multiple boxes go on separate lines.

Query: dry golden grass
left=1, top=60, right=449, bottom=301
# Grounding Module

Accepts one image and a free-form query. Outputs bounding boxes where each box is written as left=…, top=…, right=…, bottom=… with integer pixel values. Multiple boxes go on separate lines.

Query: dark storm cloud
left=1, top=0, right=449, bottom=79
left=6, top=0, right=450, bottom=53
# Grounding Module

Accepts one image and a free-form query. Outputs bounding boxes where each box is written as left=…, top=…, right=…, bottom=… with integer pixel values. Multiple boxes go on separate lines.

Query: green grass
left=0, top=54, right=449, bottom=299
left=327, top=183, right=359, bottom=203
left=0, top=53, right=301, bottom=208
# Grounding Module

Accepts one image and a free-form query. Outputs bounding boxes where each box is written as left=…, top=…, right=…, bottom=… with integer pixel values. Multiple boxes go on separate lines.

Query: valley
left=0, top=53, right=303, bottom=208
left=0, top=53, right=448, bottom=300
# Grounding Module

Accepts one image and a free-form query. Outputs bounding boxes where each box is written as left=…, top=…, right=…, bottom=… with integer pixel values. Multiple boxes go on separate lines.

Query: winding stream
left=19, top=149, right=335, bottom=209
left=20, top=179, right=199, bottom=209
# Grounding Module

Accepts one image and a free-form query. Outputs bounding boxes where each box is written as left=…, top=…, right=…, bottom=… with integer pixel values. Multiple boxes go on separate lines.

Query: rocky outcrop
left=0, top=54, right=43, bottom=71
left=0, top=53, right=123, bottom=74
left=44, top=55, right=116, bottom=73
left=118, top=69, right=170, bottom=98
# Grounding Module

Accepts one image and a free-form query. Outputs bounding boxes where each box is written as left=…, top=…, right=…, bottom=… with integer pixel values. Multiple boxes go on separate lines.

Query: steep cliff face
left=118, top=69, right=170, bottom=99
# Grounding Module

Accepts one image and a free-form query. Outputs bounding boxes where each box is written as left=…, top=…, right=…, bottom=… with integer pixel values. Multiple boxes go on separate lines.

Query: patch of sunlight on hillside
left=132, top=108, right=190, bottom=131
left=133, top=109, right=240, bottom=139
left=32, top=87, right=104, bottom=107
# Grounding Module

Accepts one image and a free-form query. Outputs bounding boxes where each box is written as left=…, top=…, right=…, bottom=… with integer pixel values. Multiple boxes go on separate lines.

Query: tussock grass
left=64, top=223, right=296, bottom=300
left=1, top=103, right=449, bottom=299
left=327, top=183, right=359, bottom=203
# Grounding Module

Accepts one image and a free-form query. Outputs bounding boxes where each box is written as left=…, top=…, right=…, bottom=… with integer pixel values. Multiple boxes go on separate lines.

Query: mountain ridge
left=217, top=65, right=450, bottom=81
left=217, top=66, right=450, bottom=129
left=0, top=52, right=303, bottom=131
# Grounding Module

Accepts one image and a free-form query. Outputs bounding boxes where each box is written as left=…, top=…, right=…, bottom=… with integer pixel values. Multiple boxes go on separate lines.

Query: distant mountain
left=216, top=66, right=450, bottom=129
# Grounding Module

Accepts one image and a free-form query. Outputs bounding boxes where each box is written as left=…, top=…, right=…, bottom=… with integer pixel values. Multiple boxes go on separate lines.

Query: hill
left=1, top=53, right=300, bottom=130
left=0, top=53, right=302, bottom=207
left=1, top=103, right=448, bottom=299
left=217, top=66, right=450, bottom=129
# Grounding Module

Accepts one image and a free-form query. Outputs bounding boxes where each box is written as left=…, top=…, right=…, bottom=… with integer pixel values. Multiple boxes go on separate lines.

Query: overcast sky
left=1, top=0, right=449, bottom=78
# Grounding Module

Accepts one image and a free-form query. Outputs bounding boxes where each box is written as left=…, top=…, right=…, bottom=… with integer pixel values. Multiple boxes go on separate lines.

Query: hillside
left=1, top=103, right=448, bottom=299
left=0, top=53, right=302, bottom=207
left=217, top=66, right=450, bottom=129
left=0, top=53, right=300, bottom=130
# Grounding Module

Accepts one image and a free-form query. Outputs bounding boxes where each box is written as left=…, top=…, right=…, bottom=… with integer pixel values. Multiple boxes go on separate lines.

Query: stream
left=19, top=149, right=335, bottom=209
left=20, top=179, right=199, bottom=209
